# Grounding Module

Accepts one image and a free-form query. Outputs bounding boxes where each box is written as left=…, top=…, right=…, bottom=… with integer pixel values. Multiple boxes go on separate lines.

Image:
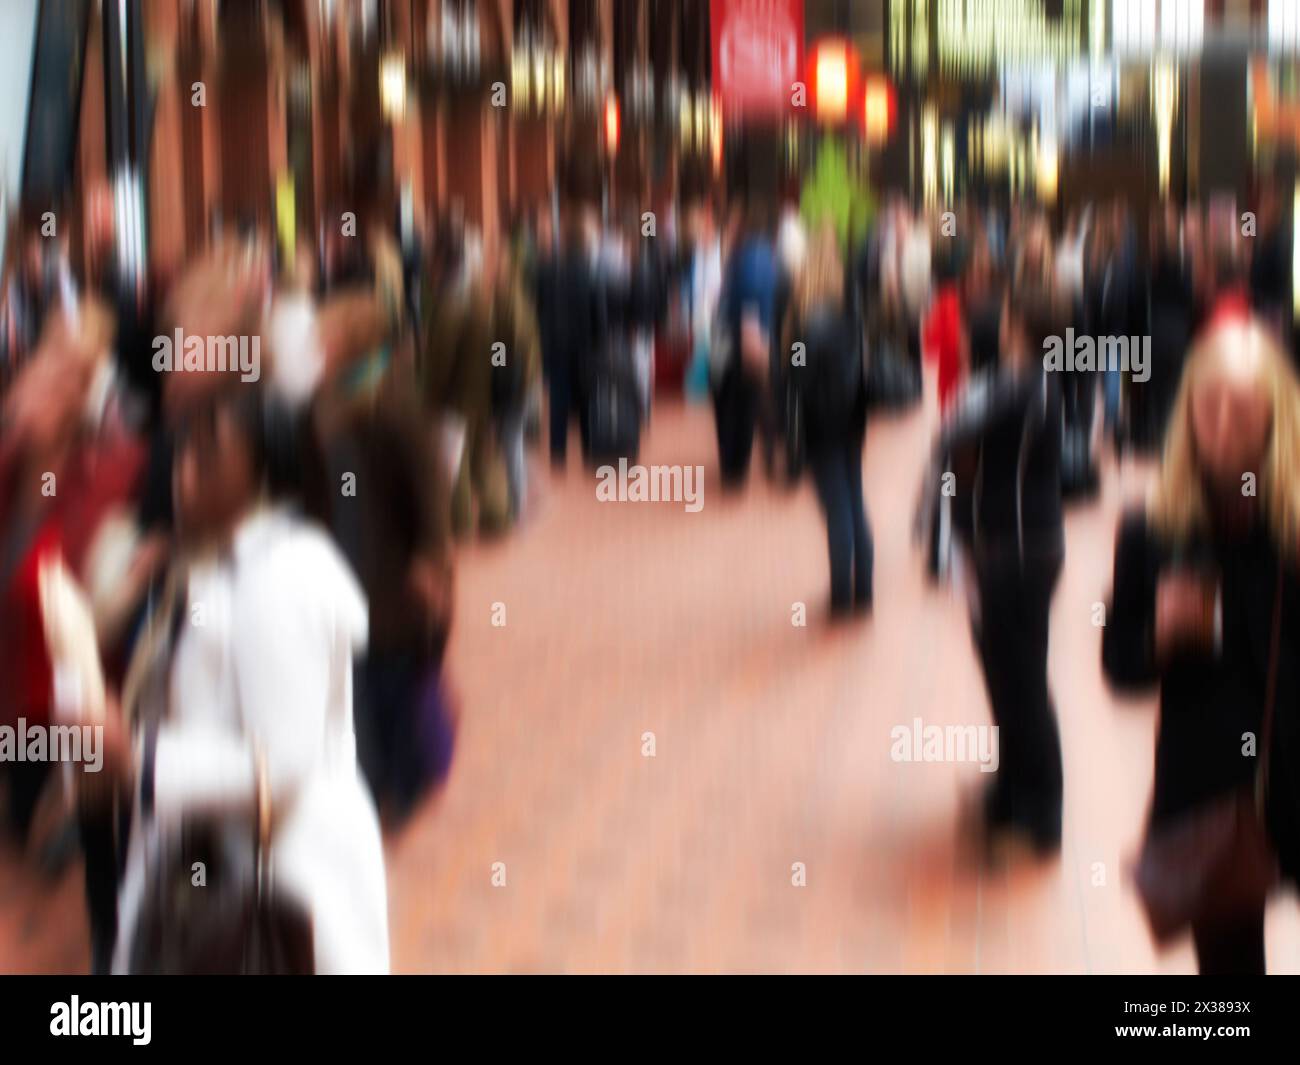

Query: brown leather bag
left=123, top=572, right=314, bottom=974
left=1132, top=564, right=1284, bottom=944
left=128, top=745, right=315, bottom=975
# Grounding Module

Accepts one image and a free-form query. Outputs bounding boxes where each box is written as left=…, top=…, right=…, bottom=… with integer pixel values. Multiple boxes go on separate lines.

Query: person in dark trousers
left=534, top=208, right=605, bottom=468
left=311, top=381, right=454, bottom=827
left=713, top=204, right=780, bottom=488
left=785, top=228, right=871, bottom=618
left=929, top=282, right=1065, bottom=857
left=1102, top=316, right=1300, bottom=974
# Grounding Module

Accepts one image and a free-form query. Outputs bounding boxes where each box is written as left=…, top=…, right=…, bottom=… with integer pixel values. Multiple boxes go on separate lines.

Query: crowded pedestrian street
left=6, top=388, right=1299, bottom=975
left=8, top=9, right=1300, bottom=1040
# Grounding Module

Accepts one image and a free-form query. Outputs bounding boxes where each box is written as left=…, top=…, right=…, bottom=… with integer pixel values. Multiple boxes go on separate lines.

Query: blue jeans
left=809, top=436, right=873, bottom=608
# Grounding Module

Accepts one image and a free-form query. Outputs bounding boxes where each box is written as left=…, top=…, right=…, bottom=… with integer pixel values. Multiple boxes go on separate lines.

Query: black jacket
left=533, top=249, right=605, bottom=382
left=937, top=364, right=1064, bottom=567
left=1102, top=510, right=1300, bottom=881
left=790, top=301, right=867, bottom=453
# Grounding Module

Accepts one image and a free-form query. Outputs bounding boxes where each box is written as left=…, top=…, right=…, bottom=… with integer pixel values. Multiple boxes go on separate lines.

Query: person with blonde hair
left=784, top=226, right=871, bottom=618
left=1103, top=316, right=1300, bottom=973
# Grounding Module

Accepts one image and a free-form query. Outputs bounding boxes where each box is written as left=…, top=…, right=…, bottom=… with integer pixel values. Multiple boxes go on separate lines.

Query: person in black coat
left=785, top=229, right=871, bottom=618
left=927, top=282, right=1065, bottom=857
left=1102, top=315, right=1300, bottom=974
left=533, top=210, right=605, bottom=466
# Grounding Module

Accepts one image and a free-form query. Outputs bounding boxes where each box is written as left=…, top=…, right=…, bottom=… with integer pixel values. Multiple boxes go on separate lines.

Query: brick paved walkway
left=5, top=390, right=1300, bottom=973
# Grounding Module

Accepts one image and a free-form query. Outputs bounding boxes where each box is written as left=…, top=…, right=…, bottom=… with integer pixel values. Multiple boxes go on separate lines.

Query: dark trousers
left=354, top=653, right=427, bottom=823
left=545, top=361, right=588, bottom=463
left=809, top=436, right=873, bottom=608
left=80, top=800, right=126, bottom=974
left=712, top=364, right=760, bottom=487
left=546, top=365, right=572, bottom=462
left=973, top=551, right=1064, bottom=839
left=1192, top=908, right=1266, bottom=975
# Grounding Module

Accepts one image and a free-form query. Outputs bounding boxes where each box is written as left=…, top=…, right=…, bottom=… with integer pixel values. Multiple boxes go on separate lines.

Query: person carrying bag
left=118, top=566, right=315, bottom=975
left=1132, top=563, right=1283, bottom=945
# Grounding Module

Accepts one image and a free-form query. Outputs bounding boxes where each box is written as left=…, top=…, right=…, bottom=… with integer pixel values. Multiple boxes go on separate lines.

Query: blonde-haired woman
left=1103, top=316, right=1300, bottom=973
left=784, top=226, right=871, bottom=619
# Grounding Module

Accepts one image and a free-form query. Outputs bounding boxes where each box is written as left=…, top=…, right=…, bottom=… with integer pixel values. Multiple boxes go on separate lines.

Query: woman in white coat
left=109, top=388, right=389, bottom=974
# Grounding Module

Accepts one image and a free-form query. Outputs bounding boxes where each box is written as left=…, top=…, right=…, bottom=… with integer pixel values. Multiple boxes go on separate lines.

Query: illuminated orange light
left=814, top=43, right=849, bottom=123
left=863, top=80, right=892, bottom=142
left=605, top=95, right=620, bottom=154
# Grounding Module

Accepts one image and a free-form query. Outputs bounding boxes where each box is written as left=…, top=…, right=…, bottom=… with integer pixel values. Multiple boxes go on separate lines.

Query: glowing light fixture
left=863, top=77, right=895, bottom=143
left=810, top=38, right=857, bottom=124
left=380, top=53, right=407, bottom=121
left=921, top=106, right=939, bottom=208
left=511, top=22, right=566, bottom=116
left=605, top=94, right=620, bottom=155
left=1151, top=60, right=1178, bottom=198
left=942, top=123, right=956, bottom=203
left=1034, top=135, right=1059, bottom=202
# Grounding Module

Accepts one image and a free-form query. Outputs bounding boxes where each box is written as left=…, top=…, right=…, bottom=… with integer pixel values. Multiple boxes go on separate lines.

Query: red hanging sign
left=711, top=0, right=805, bottom=117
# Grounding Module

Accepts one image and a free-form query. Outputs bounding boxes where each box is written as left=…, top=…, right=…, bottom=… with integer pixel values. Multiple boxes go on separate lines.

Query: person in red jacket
left=0, top=302, right=148, bottom=974
left=1, top=304, right=145, bottom=728
left=924, top=247, right=967, bottom=414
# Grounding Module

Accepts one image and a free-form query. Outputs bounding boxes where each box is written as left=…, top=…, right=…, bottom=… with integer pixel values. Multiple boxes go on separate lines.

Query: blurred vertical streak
left=20, top=0, right=89, bottom=206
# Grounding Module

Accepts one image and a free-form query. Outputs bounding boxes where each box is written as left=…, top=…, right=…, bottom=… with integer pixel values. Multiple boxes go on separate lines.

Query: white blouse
left=114, top=506, right=389, bottom=974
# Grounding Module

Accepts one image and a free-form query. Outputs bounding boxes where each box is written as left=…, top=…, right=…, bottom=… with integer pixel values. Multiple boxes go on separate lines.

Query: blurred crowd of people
left=4, top=163, right=1300, bottom=975
left=0, top=175, right=718, bottom=974
left=670, top=183, right=1300, bottom=976
left=0, top=190, right=454, bottom=973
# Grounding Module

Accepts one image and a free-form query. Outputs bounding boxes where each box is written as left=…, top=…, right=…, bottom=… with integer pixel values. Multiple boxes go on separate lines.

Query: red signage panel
left=711, top=0, right=805, bottom=117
